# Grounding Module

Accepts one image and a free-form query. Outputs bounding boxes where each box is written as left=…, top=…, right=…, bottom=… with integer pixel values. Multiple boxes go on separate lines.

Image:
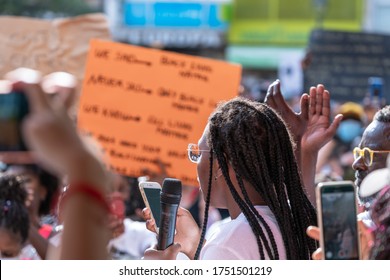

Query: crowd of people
left=0, top=65, right=389, bottom=260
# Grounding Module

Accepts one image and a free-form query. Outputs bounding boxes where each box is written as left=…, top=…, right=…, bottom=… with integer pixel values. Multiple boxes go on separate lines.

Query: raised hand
left=301, top=85, right=343, bottom=153
left=265, top=79, right=310, bottom=143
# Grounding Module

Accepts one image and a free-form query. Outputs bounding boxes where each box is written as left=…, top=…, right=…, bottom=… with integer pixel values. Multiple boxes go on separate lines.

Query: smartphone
left=0, top=91, right=29, bottom=151
left=316, top=181, right=360, bottom=260
left=139, top=181, right=161, bottom=233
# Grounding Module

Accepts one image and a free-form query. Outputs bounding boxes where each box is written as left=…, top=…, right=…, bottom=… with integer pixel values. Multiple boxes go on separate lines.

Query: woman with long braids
left=144, top=84, right=340, bottom=260
left=144, top=96, right=315, bottom=260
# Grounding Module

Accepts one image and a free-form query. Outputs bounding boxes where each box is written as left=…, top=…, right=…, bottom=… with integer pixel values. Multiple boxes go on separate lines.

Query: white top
left=108, top=218, right=157, bottom=259
left=200, top=206, right=286, bottom=260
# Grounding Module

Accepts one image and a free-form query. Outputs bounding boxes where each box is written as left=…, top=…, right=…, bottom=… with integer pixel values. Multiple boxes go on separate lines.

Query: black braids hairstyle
left=0, top=174, right=30, bottom=244
left=225, top=130, right=276, bottom=259
left=226, top=100, right=288, bottom=259
left=236, top=101, right=299, bottom=258
left=274, top=115, right=318, bottom=258
left=256, top=101, right=317, bottom=259
left=194, top=151, right=214, bottom=260
left=203, top=97, right=316, bottom=259
left=207, top=99, right=275, bottom=259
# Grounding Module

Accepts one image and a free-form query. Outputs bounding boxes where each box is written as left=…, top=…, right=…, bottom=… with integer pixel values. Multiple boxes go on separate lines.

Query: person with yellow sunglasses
left=352, top=106, right=390, bottom=208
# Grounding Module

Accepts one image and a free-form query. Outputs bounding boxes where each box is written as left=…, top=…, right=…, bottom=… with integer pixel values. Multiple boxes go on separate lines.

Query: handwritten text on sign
left=78, top=40, right=242, bottom=186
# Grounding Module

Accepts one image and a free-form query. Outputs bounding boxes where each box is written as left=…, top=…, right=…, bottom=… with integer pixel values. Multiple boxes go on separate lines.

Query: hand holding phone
left=139, top=181, right=161, bottom=233
left=316, top=181, right=360, bottom=260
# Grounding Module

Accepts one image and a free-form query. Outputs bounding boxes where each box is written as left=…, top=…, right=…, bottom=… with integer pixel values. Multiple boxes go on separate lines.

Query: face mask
left=336, top=119, right=362, bottom=144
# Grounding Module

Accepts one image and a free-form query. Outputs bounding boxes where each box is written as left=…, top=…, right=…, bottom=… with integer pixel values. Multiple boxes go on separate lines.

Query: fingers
left=42, top=72, right=77, bottom=92
left=6, top=68, right=50, bottom=113
left=146, top=219, right=157, bottom=233
left=177, top=206, right=190, bottom=217
left=306, top=226, right=322, bottom=260
left=322, top=90, right=331, bottom=117
left=309, top=84, right=333, bottom=117
left=265, top=80, right=290, bottom=113
left=143, top=243, right=181, bottom=260
left=309, top=86, right=316, bottom=116
left=143, top=207, right=158, bottom=233
left=306, top=226, right=320, bottom=241
left=42, top=72, right=77, bottom=110
left=312, top=248, right=323, bottom=260
left=264, top=81, right=276, bottom=108
left=325, top=114, right=343, bottom=139
left=142, top=207, right=151, bottom=220
left=315, top=84, right=324, bottom=116
left=300, top=93, right=309, bottom=120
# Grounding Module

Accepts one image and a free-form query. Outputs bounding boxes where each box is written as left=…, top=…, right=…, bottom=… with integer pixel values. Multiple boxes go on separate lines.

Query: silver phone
left=139, top=181, right=161, bottom=233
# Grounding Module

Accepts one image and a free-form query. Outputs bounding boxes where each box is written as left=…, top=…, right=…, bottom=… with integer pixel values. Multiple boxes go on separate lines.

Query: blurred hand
left=143, top=243, right=181, bottom=260
left=41, top=72, right=77, bottom=110
left=6, top=68, right=107, bottom=191
left=301, top=85, right=343, bottom=153
left=306, top=226, right=322, bottom=260
left=265, top=79, right=309, bottom=142
left=142, top=206, right=200, bottom=259
left=306, top=220, right=372, bottom=260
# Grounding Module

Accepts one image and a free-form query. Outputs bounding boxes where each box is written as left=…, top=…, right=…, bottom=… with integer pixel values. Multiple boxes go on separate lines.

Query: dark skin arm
left=265, top=81, right=342, bottom=206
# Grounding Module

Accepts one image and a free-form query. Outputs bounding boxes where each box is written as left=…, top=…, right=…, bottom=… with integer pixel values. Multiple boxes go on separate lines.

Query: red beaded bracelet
left=61, top=183, right=110, bottom=213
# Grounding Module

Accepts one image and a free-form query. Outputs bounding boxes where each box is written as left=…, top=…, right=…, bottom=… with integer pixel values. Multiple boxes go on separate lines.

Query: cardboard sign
left=78, top=39, right=242, bottom=186
left=0, top=14, right=110, bottom=81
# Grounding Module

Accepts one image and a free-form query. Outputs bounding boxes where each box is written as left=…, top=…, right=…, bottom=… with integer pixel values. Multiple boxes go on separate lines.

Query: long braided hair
left=194, top=97, right=317, bottom=260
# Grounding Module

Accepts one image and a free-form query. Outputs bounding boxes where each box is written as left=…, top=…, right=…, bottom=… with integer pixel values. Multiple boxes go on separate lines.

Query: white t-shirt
left=200, top=206, right=286, bottom=260
left=108, top=218, right=157, bottom=259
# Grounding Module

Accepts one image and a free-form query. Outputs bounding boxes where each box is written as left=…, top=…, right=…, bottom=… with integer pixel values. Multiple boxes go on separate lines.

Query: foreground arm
left=8, top=68, right=110, bottom=259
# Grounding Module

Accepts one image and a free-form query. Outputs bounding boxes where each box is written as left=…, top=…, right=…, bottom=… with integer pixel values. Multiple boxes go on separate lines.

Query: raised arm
left=7, top=68, right=110, bottom=259
left=265, top=81, right=342, bottom=205
left=300, top=85, right=342, bottom=204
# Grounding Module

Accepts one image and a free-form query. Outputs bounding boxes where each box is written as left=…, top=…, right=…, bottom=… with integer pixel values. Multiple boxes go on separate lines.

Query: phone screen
left=143, top=186, right=161, bottom=229
left=320, top=185, right=359, bottom=260
left=0, top=91, right=29, bottom=151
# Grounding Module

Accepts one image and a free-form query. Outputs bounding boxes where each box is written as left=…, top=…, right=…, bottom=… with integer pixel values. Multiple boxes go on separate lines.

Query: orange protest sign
left=78, top=39, right=242, bottom=186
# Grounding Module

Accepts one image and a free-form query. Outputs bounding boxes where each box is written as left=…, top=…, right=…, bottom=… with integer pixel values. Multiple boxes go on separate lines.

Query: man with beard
left=352, top=105, right=390, bottom=209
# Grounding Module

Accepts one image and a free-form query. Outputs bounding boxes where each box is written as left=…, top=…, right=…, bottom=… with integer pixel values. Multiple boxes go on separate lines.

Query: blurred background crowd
left=0, top=0, right=389, bottom=261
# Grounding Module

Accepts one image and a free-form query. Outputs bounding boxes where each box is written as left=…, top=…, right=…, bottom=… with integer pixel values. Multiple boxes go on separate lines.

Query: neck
left=225, top=181, right=267, bottom=219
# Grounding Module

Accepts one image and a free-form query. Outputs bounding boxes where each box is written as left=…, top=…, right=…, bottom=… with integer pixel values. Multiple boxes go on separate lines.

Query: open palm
left=302, top=85, right=343, bottom=153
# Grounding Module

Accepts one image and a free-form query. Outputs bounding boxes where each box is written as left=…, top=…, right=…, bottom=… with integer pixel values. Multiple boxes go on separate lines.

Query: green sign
left=229, top=0, right=363, bottom=46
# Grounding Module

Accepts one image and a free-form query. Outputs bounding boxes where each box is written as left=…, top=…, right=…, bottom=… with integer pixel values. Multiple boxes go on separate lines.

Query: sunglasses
left=353, top=147, right=390, bottom=167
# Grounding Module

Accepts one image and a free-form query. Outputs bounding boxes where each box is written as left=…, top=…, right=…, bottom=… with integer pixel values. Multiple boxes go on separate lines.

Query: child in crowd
left=0, top=174, right=39, bottom=259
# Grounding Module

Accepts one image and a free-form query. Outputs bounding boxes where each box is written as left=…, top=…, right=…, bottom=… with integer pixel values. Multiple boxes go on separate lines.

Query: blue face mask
left=337, top=119, right=362, bottom=144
